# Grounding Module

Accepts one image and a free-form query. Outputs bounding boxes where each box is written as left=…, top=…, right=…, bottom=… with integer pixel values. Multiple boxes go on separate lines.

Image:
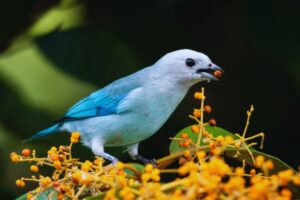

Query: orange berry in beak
left=213, top=70, right=223, bottom=79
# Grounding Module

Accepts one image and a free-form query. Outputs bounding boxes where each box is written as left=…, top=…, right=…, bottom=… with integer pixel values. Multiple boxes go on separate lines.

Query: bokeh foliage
left=0, top=0, right=299, bottom=198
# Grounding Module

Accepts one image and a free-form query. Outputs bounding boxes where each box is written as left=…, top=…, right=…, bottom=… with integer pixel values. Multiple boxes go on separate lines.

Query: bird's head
left=155, top=49, right=224, bottom=86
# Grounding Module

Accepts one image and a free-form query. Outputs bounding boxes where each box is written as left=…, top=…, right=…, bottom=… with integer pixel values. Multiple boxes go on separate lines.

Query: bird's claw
left=111, top=158, right=119, bottom=165
left=135, top=155, right=157, bottom=167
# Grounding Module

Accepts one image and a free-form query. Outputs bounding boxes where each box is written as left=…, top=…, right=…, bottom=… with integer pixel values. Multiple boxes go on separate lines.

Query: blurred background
left=0, top=0, right=299, bottom=198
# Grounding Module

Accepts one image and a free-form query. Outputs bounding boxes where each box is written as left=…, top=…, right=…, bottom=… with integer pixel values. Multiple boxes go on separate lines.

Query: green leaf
left=124, top=163, right=144, bottom=176
left=170, top=125, right=294, bottom=174
left=15, top=193, right=27, bottom=200
left=85, top=192, right=106, bottom=200
left=17, top=190, right=106, bottom=200
left=0, top=43, right=95, bottom=117
left=28, top=0, right=86, bottom=36
left=204, top=125, right=239, bottom=138
left=224, top=148, right=295, bottom=174
left=16, top=189, right=60, bottom=200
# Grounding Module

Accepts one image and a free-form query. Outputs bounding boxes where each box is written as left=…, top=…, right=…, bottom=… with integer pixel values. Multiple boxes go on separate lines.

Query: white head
left=154, top=49, right=224, bottom=87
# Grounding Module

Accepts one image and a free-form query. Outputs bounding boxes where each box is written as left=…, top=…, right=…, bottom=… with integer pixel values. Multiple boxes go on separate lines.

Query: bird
left=27, top=49, right=224, bottom=164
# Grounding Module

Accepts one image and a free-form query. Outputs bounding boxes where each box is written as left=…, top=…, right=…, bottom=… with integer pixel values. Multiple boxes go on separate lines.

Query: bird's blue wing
left=61, top=70, right=145, bottom=121
left=63, top=91, right=125, bottom=119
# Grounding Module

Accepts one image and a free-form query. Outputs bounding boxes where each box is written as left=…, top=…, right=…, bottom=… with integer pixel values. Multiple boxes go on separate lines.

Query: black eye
left=208, top=63, right=212, bottom=67
left=186, top=58, right=195, bottom=67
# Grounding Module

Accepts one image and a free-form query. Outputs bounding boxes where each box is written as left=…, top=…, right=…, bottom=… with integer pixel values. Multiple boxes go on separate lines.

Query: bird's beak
left=196, top=64, right=224, bottom=81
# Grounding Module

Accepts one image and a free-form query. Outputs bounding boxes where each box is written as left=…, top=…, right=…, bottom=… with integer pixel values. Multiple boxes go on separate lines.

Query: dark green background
left=0, top=0, right=299, bottom=198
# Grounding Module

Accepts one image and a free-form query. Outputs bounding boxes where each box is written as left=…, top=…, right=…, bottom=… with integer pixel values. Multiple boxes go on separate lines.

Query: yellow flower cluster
left=141, top=164, right=160, bottom=183
left=10, top=88, right=300, bottom=200
left=10, top=132, right=142, bottom=199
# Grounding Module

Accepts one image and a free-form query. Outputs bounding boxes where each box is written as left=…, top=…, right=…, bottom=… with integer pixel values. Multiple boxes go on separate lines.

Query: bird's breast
left=119, top=85, right=188, bottom=135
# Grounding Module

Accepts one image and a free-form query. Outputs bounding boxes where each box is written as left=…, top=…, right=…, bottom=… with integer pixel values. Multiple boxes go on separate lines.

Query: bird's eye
left=186, top=58, right=195, bottom=67
left=208, top=63, right=212, bottom=67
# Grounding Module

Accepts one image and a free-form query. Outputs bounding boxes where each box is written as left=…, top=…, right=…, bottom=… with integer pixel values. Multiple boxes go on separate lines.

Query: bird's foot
left=110, top=158, right=119, bottom=165
left=135, top=155, right=157, bottom=167
left=98, top=152, right=118, bottom=165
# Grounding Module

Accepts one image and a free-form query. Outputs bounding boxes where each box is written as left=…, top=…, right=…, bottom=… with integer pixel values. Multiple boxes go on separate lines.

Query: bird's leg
left=91, top=140, right=118, bottom=164
left=127, top=143, right=157, bottom=166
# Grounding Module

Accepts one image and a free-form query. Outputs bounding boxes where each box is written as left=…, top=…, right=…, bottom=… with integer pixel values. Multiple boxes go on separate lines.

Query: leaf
left=170, top=125, right=295, bottom=174
left=224, top=148, right=295, bottom=174
left=204, top=125, right=239, bottom=138
left=28, top=0, right=86, bottom=36
left=85, top=192, right=106, bottom=200
left=17, top=187, right=107, bottom=200
left=15, top=193, right=27, bottom=200
left=124, top=163, right=144, bottom=177
left=16, top=189, right=59, bottom=200
left=0, top=43, right=95, bottom=116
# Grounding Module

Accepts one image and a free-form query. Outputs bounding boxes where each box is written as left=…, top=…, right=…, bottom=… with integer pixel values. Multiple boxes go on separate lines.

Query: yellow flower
left=80, top=173, right=94, bottom=185
left=194, top=92, right=204, bottom=100
left=191, top=125, right=200, bottom=134
left=10, top=152, right=19, bottom=163
left=264, top=160, right=274, bottom=170
left=179, top=161, right=199, bottom=176
left=93, top=157, right=104, bottom=166
left=116, top=161, right=125, bottom=170
left=72, top=171, right=82, bottom=183
left=53, top=161, right=62, bottom=170
left=27, top=193, right=33, bottom=200
left=183, top=150, right=191, bottom=159
left=30, top=165, right=39, bottom=173
left=151, top=169, right=161, bottom=182
left=293, top=175, right=300, bottom=186
left=16, top=179, right=25, bottom=187
left=278, top=169, right=294, bottom=186
left=223, top=176, right=245, bottom=194
left=47, top=146, right=57, bottom=156
left=196, top=151, right=206, bottom=160
left=251, top=176, right=263, bottom=185
left=193, top=109, right=201, bottom=118
left=104, top=189, right=117, bottom=200
left=141, top=173, right=151, bottom=183
left=40, top=177, right=52, bottom=187
left=280, top=189, right=292, bottom=198
left=235, top=167, right=245, bottom=176
left=71, top=131, right=80, bottom=143
left=201, top=157, right=231, bottom=177
left=255, top=155, right=265, bottom=168
left=144, top=164, right=154, bottom=173
left=119, top=187, right=135, bottom=200
left=250, top=169, right=256, bottom=175
left=216, top=136, right=224, bottom=143
left=81, top=160, right=93, bottom=172
left=180, top=133, right=189, bottom=139
left=128, top=178, right=137, bottom=186
left=224, top=136, right=234, bottom=144
left=57, top=193, right=64, bottom=200
left=234, top=141, right=241, bottom=148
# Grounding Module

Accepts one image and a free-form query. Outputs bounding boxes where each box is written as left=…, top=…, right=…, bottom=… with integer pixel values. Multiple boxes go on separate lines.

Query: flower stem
left=196, top=87, right=205, bottom=147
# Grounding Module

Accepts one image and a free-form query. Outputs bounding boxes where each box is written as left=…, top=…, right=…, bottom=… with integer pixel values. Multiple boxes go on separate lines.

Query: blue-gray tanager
left=28, top=49, right=223, bottom=164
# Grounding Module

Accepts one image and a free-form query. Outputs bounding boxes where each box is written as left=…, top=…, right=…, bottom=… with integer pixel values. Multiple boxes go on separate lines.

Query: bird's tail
left=24, top=124, right=60, bottom=142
